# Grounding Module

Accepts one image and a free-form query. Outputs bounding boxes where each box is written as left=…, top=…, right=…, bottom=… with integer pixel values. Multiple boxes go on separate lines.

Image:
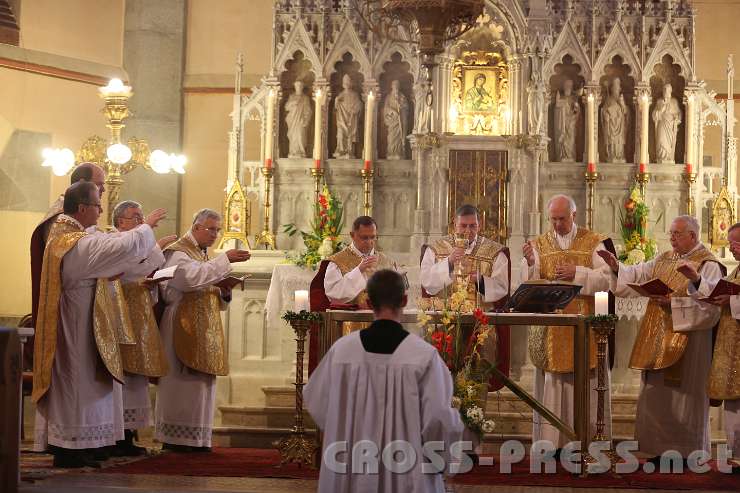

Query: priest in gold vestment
left=696, top=222, right=740, bottom=470
left=111, top=200, right=174, bottom=455
left=33, top=182, right=165, bottom=467
left=602, top=215, right=724, bottom=460
left=324, top=215, right=394, bottom=306
left=522, top=195, right=615, bottom=449
left=154, top=209, right=251, bottom=451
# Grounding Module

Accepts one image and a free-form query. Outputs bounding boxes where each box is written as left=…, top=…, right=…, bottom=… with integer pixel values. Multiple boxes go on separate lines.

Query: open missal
left=215, top=274, right=249, bottom=290
left=505, top=280, right=582, bottom=313
left=698, top=278, right=740, bottom=301
left=144, top=265, right=178, bottom=283
left=626, top=278, right=673, bottom=297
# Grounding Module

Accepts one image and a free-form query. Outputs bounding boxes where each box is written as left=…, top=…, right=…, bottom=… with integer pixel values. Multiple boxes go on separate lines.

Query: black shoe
left=162, top=442, right=193, bottom=453
left=191, top=446, right=212, bottom=453
left=732, top=464, right=740, bottom=474
left=53, top=448, right=101, bottom=468
left=87, top=447, right=110, bottom=461
left=117, top=429, right=147, bottom=456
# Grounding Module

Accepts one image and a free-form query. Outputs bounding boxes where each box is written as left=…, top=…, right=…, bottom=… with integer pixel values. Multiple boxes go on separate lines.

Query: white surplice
left=118, top=242, right=166, bottom=430
left=612, top=243, right=722, bottom=456
left=420, top=237, right=509, bottom=303
left=522, top=225, right=613, bottom=447
left=324, top=243, right=376, bottom=303
left=305, top=331, right=464, bottom=493
left=154, top=232, right=232, bottom=447
left=34, top=216, right=156, bottom=450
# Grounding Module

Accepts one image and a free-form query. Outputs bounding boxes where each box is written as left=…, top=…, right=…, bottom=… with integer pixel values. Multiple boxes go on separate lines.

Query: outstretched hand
left=597, top=249, right=619, bottom=274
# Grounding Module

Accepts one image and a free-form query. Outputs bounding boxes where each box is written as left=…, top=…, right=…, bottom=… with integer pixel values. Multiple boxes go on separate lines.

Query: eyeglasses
left=669, top=230, right=686, bottom=238
left=198, top=225, right=221, bottom=235
left=83, top=203, right=103, bottom=212
left=121, top=215, right=144, bottom=224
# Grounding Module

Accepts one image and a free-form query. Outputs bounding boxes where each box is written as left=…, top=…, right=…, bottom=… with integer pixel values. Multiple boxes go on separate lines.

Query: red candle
left=363, top=160, right=372, bottom=171
left=265, top=158, right=272, bottom=169
left=639, top=162, right=646, bottom=174
left=685, top=163, right=693, bottom=174
left=314, top=159, right=321, bottom=169
left=587, top=162, right=596, bottom=173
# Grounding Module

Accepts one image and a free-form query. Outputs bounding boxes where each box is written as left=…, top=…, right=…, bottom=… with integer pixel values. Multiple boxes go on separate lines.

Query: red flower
left=473, top=308, right=489, bottom=325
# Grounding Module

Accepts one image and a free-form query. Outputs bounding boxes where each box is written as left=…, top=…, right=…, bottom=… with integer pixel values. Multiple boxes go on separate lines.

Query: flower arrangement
left=283, top=185, right=345, bottom=269
left=618, top=186, right=660, bottom=265
left=417, top=286, right=496, bottom=439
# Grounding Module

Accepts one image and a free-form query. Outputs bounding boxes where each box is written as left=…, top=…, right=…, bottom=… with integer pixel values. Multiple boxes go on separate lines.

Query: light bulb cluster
left=99, top=78, right=132, bottom=97
left=41, top=148, right=75, bottom=176
left=149, top=149, right=186, bottom=174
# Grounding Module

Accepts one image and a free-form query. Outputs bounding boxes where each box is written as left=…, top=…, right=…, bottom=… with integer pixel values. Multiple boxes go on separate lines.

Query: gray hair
left=673, top=215, right=700, bottom=235
left=547, top=194, right=577, bottom=213
left=192, top=208, right=221, bottom=225
left=112, top=200, right=142, bottom=227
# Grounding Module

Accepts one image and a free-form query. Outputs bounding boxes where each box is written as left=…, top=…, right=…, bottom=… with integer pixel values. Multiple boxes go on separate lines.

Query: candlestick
left=587, top=162, right=596, bottom=173
left=587, top=93, right=595, bottom=166
left=683, top=170, right=697, bottom=216
left=363, top=91, right=375, bottom=163
left=594, top=292, right=609, bottom=316
left=255, top=166, right=277, bottom=249
left=639, top=162, right=646, bottom=174
left=294, top=290, right=310, bottom=312
left=640, top=93, right=650, bottom=168
left=264, top=89, right=276, bottom=167
left=685, top=93, right=695, bottom=170
left=313, top=88, right=323, bottom=164
left=310, top=167, right=324, bottom=204
left=635, top=169, right=651, bottom=199
left=360, top=168, right=374, bottom=216
left=585, top=168, right=598, bottom=230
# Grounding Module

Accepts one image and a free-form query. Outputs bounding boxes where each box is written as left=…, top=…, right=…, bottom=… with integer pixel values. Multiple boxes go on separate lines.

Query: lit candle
left=294, top=290, right=310, bottom=312
left=587, top=93, right=595, bottom=166
left=363, top=90, right=375, bottom=164
left=685, top=93, right=695, bottom=170
left=264, top=89, right=275, bottom=168
left=640, top=93, right=649, bottom=168
left=313, top=88, right=323, bottom=168
left=594, top=291, right=609, bottom=316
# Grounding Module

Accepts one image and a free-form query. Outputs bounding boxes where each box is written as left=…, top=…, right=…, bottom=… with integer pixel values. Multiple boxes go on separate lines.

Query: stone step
left=262, top=386, right=297, bottom=407
left=220, top=404, right=315, bottom=429
left=213, top=425, right=318, bottom=449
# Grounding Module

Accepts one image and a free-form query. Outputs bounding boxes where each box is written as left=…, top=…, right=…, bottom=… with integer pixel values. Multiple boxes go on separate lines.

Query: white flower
left=482, top=420, right=495, bottom=433
left=451, top=396, right=461, bottom=409
left=625, top=248, right=646, bottom=265
left=465, top=405, right=484, bottom=423
left=317, top=237, right=334, bottom=258
left=466, top=385, right=477, bottom=397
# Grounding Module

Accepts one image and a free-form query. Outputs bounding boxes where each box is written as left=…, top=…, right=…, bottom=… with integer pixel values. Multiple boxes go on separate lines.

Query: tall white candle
left=294, top=290, right=310, bottom=312
left=313, top=88, right=323, bottom=164
left=587, top=93, right=595, bottom=164
left=685, top=93, right=695, bottom=167
left=640, top=93, right=649, bottom=167
left=264, top=89, right=276, bottom=166
left=594, top=291, right=609, bottom=316
left=363, top=91, right=375, bottom=163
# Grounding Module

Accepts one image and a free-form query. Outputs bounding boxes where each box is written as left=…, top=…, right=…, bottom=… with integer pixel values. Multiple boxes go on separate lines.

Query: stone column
left=120, top=0, right=186, bottom=236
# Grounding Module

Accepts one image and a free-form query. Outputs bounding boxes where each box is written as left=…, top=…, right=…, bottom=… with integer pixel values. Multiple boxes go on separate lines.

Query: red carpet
left=100, top=448, right=740, bottom=490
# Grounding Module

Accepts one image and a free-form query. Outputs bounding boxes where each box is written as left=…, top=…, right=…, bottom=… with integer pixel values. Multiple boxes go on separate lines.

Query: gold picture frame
left=451, top=51, right=509, bottom=135
left=709, top=184, right=735, bottom=251
left=217, top=179, right=252, bottom=249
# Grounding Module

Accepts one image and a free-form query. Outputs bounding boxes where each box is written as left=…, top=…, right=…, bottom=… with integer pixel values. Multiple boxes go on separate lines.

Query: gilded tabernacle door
left=448, top=150, right=508, bottom=243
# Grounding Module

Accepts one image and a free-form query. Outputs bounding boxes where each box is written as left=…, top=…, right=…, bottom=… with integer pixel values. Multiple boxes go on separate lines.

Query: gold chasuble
left=326, top=246, right=394, bottom=306
left=707, top=267, right=740, bottom=401
left=427, top=235, right=507, bottom=310
left=528, top=228, right=605, bottom=373
left=164, top=236, right=228, bottom=376
left=32, top=217, right=125, bottom=402
left=120, top=280, right=169, bottom=377
left=629, top=246, right=721, bottom=372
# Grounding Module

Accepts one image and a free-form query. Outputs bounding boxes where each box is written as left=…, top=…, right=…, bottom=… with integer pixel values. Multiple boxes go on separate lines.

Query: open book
left=143, top=265, right=178, bottom=284
left=698, top=278, right=740, bottom=301
left=215, top=274, right=249, bottom=291
left=627, top=278, right=673, bottom=297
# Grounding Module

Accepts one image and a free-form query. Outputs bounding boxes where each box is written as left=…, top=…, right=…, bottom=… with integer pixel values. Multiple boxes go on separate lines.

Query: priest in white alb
left=600, top=215, right=724, bottom=462
left=522, top=194, right=615, bottom=450
left=305, top=269, right=464, bottom=493
left=33, top=181, right=166, bottom=468
left=154, top=208, right=251, bottom=452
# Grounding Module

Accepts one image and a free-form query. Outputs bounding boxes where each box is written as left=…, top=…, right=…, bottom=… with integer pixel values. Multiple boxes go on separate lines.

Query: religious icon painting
left=217, top=179, right=252, bottom=249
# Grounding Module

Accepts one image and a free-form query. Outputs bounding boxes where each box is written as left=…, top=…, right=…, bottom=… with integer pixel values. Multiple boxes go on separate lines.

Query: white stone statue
left=415, top=81, right=432, bottom=134
left=600, top=77, right=628, bottom=163
left=527, top=78, right=545, bottom=136
left=554, top=78, right=580, bottom=162
left=284, top=80, right=313, bottom=158
left=333, top=74, right=362, bottom=159
left=383, top=80, right=410, bottom=160
left=652, top=83, right=682, bottom=164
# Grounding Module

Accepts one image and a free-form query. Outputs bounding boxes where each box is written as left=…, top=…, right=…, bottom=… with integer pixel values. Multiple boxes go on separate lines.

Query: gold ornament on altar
left=709, top=182, right=736, bottom=251
left=217, top=179, right=251, bottom=249
left=451, top=51, right=509, bottom=135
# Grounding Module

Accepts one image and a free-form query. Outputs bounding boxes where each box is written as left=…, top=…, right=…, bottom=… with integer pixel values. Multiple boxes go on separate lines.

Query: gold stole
left=326, top=246, right=393, bottom=306
left=528, top=228, right=605, bottom=373
left=120, top=281, right=169, bottom=377
left=165, top=236, right=228, bottom=376
left=32, top=217, right=124, bottom=402
left=629, top=246, right=720, bottom=372
left=707, top=267, right=740, bottom=400
left=427, top=235, right=504, bottom=310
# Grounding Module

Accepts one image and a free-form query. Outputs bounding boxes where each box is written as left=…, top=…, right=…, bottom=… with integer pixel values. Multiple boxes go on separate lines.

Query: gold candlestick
left=635, top=171, right=650, bottom=199
left=310, top=167, right=324, bottom=204
left=275, top=318, right=319, bottom=467
left=584, top=170, right=599, bottom=230
left=360, top=168, right=374, bottom=216
left=255, top=166, right=277, bottom=249
left=683, top=171, right=697, bottom=216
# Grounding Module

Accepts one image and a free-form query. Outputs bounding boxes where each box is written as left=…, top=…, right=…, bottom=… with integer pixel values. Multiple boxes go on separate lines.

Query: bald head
left=547, top=194, right=577, bottom=236
left=71, top=162, right=106, bottom=197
